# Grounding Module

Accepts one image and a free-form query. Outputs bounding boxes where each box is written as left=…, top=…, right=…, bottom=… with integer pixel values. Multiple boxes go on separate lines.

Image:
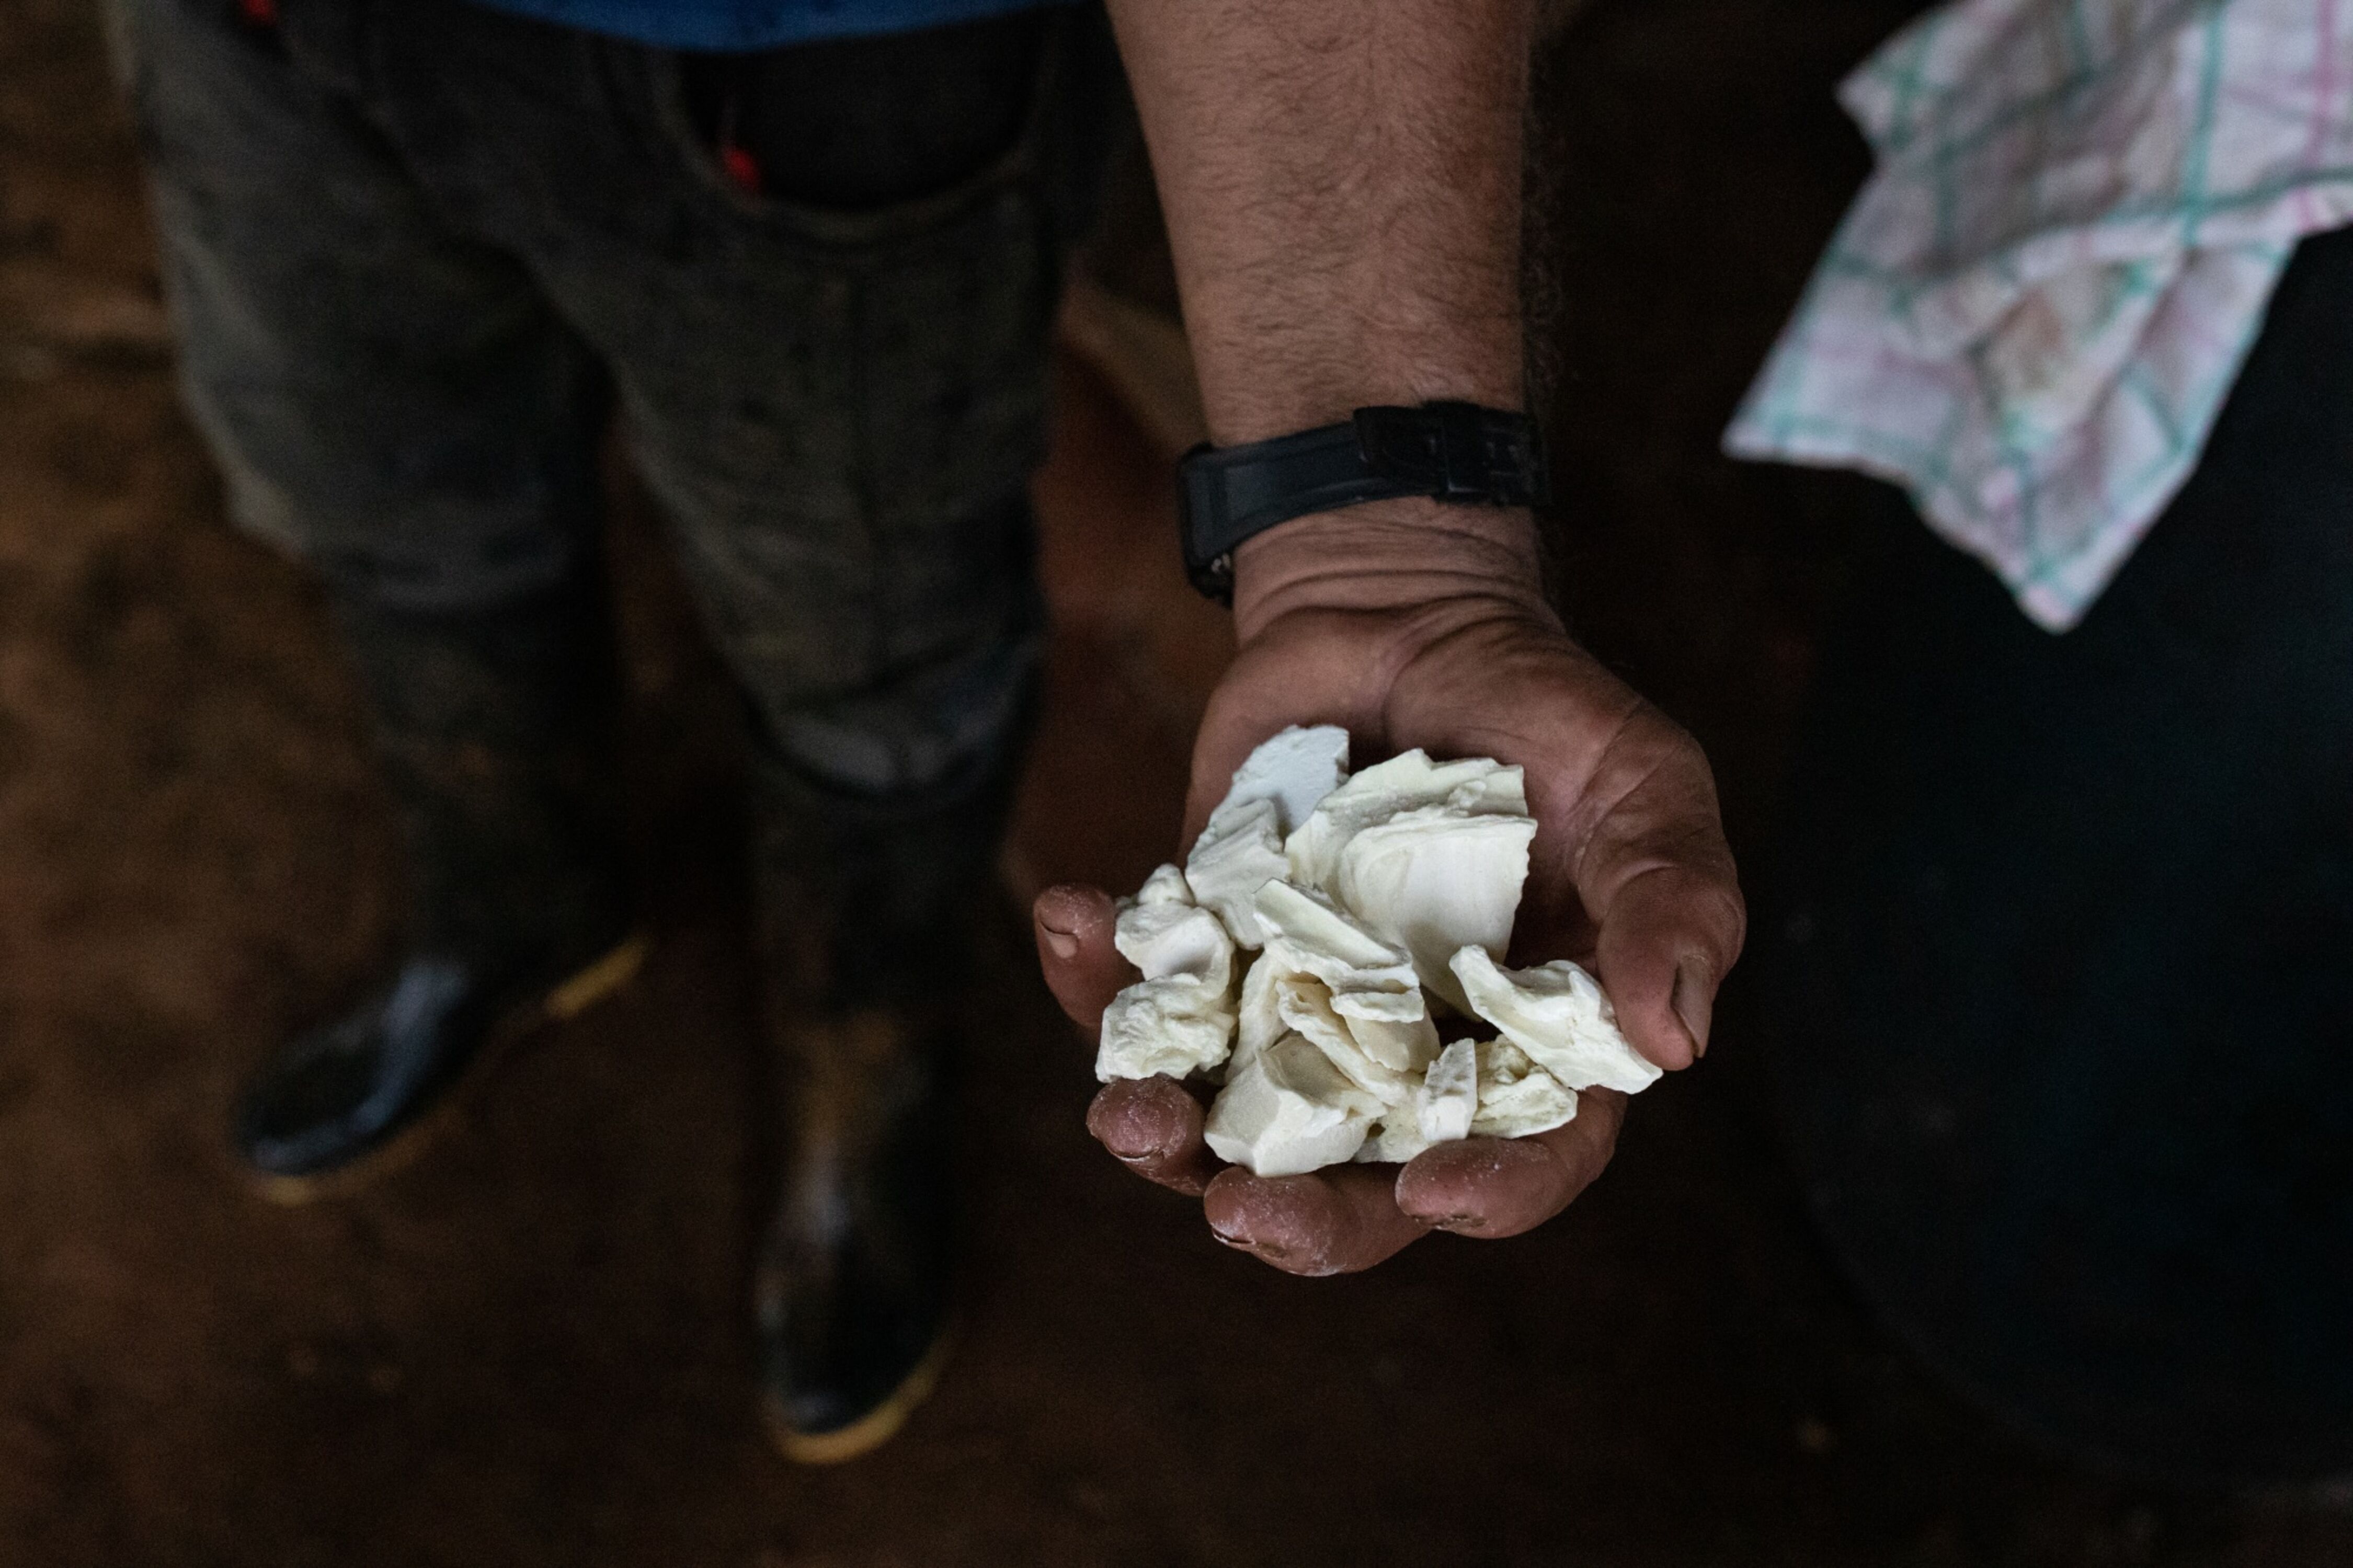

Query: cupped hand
left=1034, top=500, right=1744, bottom=1275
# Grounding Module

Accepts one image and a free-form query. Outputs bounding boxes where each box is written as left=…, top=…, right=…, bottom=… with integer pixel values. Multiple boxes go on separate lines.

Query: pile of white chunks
left=1094, top=725, right=1665, bottom=1177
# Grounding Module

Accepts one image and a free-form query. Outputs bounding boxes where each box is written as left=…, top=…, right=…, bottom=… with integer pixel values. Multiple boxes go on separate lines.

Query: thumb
left=1591, top=859, right=1744, bottom=1071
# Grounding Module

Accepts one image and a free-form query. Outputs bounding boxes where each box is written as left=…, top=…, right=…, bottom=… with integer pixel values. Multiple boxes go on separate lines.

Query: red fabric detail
left=718, top=143, right=762, bottom=197
left=237, top=0, right=279, bottom=24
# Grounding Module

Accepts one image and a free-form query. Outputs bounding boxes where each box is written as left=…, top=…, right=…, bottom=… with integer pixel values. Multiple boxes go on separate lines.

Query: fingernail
left=1043, top=929, right=1078, bottom=960
left=1672, top=958, right=1715, bottom=1059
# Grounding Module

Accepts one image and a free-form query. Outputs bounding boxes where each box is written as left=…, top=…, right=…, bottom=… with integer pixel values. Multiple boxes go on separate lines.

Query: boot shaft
left=328, top=570, right=630, bottom=966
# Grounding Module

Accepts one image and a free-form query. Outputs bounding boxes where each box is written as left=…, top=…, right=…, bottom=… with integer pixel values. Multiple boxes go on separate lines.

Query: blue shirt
left=466, top=0, right=1064, bottom=50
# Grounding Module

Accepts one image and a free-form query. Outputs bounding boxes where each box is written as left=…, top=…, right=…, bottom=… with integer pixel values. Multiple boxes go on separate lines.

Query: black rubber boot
left=233, top=571, right=641, bottom=1200
left=750, top=735, right=1024, bottom=1464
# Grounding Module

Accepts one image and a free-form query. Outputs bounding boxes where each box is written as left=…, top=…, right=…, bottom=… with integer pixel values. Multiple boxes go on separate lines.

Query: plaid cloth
left=1725, top=0, right=2353, bottom=630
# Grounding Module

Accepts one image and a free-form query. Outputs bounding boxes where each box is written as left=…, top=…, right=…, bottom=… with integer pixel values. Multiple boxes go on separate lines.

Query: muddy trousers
left=114, top=0, right=1111, bottom=997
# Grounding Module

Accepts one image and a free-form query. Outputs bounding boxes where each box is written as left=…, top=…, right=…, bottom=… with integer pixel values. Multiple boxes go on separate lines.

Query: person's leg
left=1763, top=225, right=2353, bottom=1484
left=111, top=0, right=637, bottom=1194
left=637, top=16, right=1096, bottom=1464
left=351, top=1, right=1111, bottom=1456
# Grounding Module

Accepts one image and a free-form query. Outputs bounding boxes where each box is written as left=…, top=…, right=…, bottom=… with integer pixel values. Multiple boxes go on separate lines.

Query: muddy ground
left=2, top=0, right=2349, bottom=1563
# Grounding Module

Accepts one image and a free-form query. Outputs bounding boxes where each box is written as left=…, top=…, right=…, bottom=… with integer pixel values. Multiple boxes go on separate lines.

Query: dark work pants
left=111, top=0, right=1106, bottom=799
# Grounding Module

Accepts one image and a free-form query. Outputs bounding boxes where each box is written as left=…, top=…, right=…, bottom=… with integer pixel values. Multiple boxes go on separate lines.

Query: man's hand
left=1034, top=498, right=1745, bottom=1275
left=1050, top=0, right=1743, bottom=1272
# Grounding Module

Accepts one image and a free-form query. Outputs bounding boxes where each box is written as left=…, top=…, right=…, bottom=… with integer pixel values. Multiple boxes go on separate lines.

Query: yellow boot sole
left=761, top=1323, right=955, bottom=1466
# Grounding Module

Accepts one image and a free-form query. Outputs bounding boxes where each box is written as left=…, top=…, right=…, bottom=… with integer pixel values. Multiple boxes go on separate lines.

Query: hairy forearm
left=1106, top=0, right=1545, bottom=632
left=1107, top=0, right=1533, bottom=437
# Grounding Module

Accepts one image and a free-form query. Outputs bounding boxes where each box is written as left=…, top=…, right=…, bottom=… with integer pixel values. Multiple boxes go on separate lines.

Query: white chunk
left=1132, top=862, right=1193, bottom=907
left=1231, top=948, right=1284, bottom=1079
left=1251, top=880, right=1419, bottom=991
left=1095, top=865, right=1238, bottom=1083
left=1418, top=1038, right=1479, bottom=1143
left=1182, top=726, right=1353, bottom=948
left=1214, top=724, right=1351, bottom=836
left=1184, top=797, right=1287, bottom=948
left=1113, top=875, right=1233, bottom=992
left=1286, top=750, right=1528, bottom=896
left=1471, top=1038, right=1579, bottom=1139
left=1327, top=987, right=1441, bottom=1075
left=1250, top=879, right=1437, bottom=1075
left=1354, top=1038, right=1481, bottom=1162
left=1095, top=983, right=1236, bottom=1082
left=1451, top=946, right=1662, bottom=1094
left=1337, top=807, right=1536, bottom=1012
left=1281, top=750, right=1536, bottom=1012
left=1355, top=1111, right=1435, bottom=1164
left=1365, top=1038, right=1575, bottom=1158
left=1273, top=973, right=1415, bottom=1107
left=1204, top=1032, right=1384, bottom=1176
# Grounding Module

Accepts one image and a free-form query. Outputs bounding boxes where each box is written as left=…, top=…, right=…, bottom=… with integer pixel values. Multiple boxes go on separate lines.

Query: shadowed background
left=0, top=0, right=2347, bottom=1562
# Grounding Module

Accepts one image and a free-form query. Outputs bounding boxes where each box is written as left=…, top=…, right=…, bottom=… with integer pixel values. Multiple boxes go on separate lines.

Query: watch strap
left=1178, top=402, right=1548, bottom=603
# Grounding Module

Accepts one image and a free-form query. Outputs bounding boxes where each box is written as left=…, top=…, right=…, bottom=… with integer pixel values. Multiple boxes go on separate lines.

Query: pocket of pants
left=622, top=12, right=1076, bottom=250
left=674, top=11, right=1052, bottom=213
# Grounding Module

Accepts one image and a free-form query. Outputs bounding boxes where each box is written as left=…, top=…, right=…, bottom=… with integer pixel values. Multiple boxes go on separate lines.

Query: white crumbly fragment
left=1355, top=1111, right=1434, bottom=1164
left=1184, top=799, right=1287, bottom=948
left=1203, top=1032, right=1385, bottom=1176
left=1217, top=724, right=1351, bottom=836
left=1132, top=861, right=1192, bottom=907
left=1182, top=726, right=1352, bottom=947
left=1113, top=867, right=1233, bottom=991
left=1285, top=750, right=1527, bottom=895
left=1326, top=987, right=1441, bottom=1075
left=1251, top=879, right=1438, bottom=1074
left=1419, top=1038, right=1479, bottom=1143
left=1094, top=864, right=1238, bottom=1084
left=1338, top=807, right=1536, bottom=1012
left=1284, top=751, right=1536, bottom=1011
left=1358, top=1037, right=1564, bottom=1162
left=1470, top=1038, right=1579, bottom=1139
left=1251, top=880, right=1419, bottom=993
left=1353, top=1038, right=1481, bottom=1163
left=1230, top=948, right=1284, bottom=1079
left=1095, top=988, right=1236, bottom=1083
left=1449, top=946, right=1663, bottom=1094
left=1273, top=974, right=1415, bottom=1107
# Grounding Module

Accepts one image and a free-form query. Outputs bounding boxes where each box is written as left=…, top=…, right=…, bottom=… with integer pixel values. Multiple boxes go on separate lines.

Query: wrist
left=1228, top=496, right=1553, bottom=646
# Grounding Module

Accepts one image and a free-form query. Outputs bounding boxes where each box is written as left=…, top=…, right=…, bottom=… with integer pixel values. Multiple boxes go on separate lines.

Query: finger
left=1593, top=861, right=1744, bottom=1070
left=1201, top=1163, right=1430, bottom=1276
left=1393, top=1089, right=1626, bottom=1238
left=1032, top=884, right=1133, bottom=1038
left=1087, top=1077, right=1221, bottom=1196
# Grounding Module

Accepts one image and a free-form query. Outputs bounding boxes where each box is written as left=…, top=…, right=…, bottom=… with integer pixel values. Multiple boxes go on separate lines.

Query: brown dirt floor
left=2, top=0, right=2349, bottom=1563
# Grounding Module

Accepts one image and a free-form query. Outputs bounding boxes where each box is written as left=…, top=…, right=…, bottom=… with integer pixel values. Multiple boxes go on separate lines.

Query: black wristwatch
left=1177, top=400, right=1549, bottom=604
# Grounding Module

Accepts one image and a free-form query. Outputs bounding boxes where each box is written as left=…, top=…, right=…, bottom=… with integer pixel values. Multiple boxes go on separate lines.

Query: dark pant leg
left=352, top=3, right=1113, bottom=1000
left=112, top=0, right=609, bottom=612
left=1763, top=225, right=2353, bottom=1484
left=113, top=0, right=627, bottom=963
